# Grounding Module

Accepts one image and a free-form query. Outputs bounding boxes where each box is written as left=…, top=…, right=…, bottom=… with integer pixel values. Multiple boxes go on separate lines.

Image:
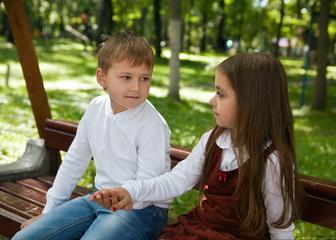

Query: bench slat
left=45, top=119, right=78, bottom=134
left=0, top=182, right=46, bottom=208
left=0, top=191, right=43, bottom=219
left=302, top=194, right=336, bottom=229
left=16, top=178, right=52, bottom=193
left=37, top=176, right=93, bottom=197
left=300, top=174, right=336, bottom=201
left=45, top=128, right=76, bottom=152
left=0, top=209, right=25, bottom=238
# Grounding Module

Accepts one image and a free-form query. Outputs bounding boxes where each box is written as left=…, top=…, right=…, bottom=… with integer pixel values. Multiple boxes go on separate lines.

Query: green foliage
left=0, top=38, right=335, bottom=238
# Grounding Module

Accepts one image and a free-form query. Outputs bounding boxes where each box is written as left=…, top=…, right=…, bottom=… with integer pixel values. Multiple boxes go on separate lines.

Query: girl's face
left=209, top=70, right=237, bottom=129
left=96, top=60, right=152, bottom=114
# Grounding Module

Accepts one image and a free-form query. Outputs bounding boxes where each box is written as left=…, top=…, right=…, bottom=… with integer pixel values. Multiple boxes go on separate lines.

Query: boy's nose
left=131, top=80, right=140, bottom=92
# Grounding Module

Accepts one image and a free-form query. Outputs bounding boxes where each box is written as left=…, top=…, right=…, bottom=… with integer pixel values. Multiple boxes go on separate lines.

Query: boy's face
left=96, top=60, right=152, bottom=114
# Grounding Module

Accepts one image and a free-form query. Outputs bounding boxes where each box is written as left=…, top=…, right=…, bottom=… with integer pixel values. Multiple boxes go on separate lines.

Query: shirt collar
left=215, top=129, right=232, bottom=149
left=215, top=129, right=250, bottom=161
left=106, top=96, right=147, bottom=120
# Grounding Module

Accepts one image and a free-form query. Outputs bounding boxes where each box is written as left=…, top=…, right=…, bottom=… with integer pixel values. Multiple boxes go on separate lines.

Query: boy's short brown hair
left=97, top=32, right=154, bottom=73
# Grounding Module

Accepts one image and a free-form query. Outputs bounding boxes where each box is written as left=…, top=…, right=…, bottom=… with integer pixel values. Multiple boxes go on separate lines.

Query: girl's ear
left=96, top=68, right=107, bottom=88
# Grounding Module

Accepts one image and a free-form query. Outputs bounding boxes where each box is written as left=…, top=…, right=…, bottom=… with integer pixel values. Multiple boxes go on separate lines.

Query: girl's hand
left=20, top=214, right=43, bottom=229
left=89, top=188, right=133, bottom=212
left=89, top=189, right=116, bottom=210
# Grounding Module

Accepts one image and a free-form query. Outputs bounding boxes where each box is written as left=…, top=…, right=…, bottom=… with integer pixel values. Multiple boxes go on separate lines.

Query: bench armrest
left=0, top=139, right=51, bottom=181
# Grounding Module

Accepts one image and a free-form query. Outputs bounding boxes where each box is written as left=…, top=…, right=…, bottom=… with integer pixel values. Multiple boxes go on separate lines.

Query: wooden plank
left=3, top=0, right=51, bottom=138
left=16, top=178, right=52, bottom=193
left=300, top=174, right=336, bottom=201
left=45, top=119, right=78, bottom=134
left=0, top=191, right=43, bottom=219
left=45, top=128, right=76, bottom=152
left=18, top=177, right=91, bottom=199
left=37, top=176, right=93, bottom=196
left=301, top=194, right=336, bottom=229
left=0, top=209, right=24, bottom=238
left=0, top=182, right=46, bottom=208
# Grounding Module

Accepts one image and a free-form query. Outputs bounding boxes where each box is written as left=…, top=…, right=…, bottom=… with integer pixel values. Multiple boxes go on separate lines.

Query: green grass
left=0, top=37, right=335, bottom=238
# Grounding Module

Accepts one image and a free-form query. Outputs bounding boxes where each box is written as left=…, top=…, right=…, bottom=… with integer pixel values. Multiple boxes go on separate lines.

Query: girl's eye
left=217, top=91, right=223, bottom=97
left=122, top=76, right=131, bottom=80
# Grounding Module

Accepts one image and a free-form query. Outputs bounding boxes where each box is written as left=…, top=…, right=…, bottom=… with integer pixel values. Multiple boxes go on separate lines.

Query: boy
left=13, top=32, right=172, bottom=240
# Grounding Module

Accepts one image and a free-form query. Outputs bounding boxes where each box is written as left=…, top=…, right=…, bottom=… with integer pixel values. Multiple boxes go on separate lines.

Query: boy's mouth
left=126, top=96, right=140, bottom=99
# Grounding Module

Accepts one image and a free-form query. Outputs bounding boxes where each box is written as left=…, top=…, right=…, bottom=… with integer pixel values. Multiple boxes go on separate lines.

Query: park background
left=0, top=0, right=335, bottom=238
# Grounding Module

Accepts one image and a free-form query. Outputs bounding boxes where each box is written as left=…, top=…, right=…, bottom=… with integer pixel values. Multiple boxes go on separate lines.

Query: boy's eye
left=217, top=91, right=223, bottom=97
left=141, top=77, right=150, bottom=81
left=122, top=76, right=131, bottom=80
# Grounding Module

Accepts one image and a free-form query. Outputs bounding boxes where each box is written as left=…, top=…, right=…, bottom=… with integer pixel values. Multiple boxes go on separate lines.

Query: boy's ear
left=96, top=68, right=107, bottom=88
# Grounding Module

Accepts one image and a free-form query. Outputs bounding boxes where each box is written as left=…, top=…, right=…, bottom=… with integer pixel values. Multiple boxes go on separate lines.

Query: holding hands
left=89, top=187, right=133, bottom=212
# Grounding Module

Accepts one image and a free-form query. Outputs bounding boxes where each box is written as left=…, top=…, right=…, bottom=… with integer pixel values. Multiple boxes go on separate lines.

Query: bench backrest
left=44, top=119, right=336, bottom=230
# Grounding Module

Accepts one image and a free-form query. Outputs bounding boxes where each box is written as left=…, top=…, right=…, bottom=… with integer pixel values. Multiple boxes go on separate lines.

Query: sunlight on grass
left=180, top=87, right=213, bottom=104
left=150, top=86, right=168, bottom=97
left=162, top=49, right=226, bottom=65
left=44, top=79, right=97, bottom=90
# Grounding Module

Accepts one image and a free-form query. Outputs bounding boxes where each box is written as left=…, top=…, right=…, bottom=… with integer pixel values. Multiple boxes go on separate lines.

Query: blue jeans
left=12, top=194, right=168, bottom=240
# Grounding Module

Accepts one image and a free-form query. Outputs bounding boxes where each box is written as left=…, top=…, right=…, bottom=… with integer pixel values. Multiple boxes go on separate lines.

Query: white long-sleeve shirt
left=122, top=129, right=295, bottom=239
left=43, top=94, right=172, bottom=213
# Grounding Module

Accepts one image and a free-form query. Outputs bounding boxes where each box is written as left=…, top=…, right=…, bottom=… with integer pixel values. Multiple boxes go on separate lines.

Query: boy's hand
left=89, top=187, right=133, bottom=212
left=20, top=214, right=43, bottom=229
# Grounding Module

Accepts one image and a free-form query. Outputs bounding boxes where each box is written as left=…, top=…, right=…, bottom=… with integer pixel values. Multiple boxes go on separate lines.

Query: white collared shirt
left=43, top=94, right=172, bottom=213
left=122, top=129, right=295, bottom=239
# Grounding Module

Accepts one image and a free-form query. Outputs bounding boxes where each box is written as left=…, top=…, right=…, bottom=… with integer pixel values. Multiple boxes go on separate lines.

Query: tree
left=168, top=0, right=181, bottom=100
left=184, top=0, right=194, bottom=51
left=215, top=0, right=226, bottom=51
left=235, top=0, right=246, bottom=52
left=274, top=0, right=285, bottom=58
left=96, top=0, right=113, bottom=47
left=200, top=0, right=209, bottom=52
left=311, top=0, right=330, bottom=110
left=153, top=0, right=162, bottom=57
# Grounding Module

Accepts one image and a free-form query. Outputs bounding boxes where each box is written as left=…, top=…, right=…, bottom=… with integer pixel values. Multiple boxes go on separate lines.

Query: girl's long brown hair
left=199, top=53, right=303, bottom=237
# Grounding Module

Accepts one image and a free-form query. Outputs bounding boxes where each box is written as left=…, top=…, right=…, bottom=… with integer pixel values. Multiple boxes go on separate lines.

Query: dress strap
left=264, top=142, right=276, bottom=161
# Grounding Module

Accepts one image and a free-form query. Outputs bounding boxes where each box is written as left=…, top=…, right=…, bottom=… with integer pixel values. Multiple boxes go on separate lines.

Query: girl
left=91, top=53, right=303, bottom=239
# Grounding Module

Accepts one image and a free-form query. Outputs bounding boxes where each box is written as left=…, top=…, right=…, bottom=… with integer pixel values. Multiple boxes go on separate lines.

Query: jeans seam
left=40, top=215, right=96, bottom=240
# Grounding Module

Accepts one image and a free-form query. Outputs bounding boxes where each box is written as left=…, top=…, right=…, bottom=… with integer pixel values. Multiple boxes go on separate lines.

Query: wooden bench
left=0, top=119, right=335, bottom=238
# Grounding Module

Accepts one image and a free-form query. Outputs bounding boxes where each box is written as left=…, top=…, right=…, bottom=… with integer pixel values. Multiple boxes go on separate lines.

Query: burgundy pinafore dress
left=159, top=130, right=275, bottom=240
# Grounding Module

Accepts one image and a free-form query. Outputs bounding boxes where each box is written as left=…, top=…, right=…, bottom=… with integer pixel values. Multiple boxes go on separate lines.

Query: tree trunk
left=311, top=0, right=329, bottom=110
left=185, top=0, right=194, bottom=51
left=168, top=0, right=181, bottom=100
left=274, top=0, right=285, bottom=58
left=200, top=0, right=208, bottom=52
left=216, top=0, right=226, bottom=51
left=96, top=0, right=113, bottom=48
left=236, top=0, right=245, bottom=53
left=153, top=0, right=162, bottom=57
left=138, top=7, right=148, bottom=36
left=57, top=0, right=66, bottom=38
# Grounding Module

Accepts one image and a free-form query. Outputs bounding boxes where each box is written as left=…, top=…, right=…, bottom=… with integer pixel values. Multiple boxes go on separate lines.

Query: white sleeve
left=263, top=152, right=295, bottom=239
left=122, top=131, right=211, bottom=204
left=42, top=112, right=93, bottom=214
left=135, top=119, right=171, bottom=180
